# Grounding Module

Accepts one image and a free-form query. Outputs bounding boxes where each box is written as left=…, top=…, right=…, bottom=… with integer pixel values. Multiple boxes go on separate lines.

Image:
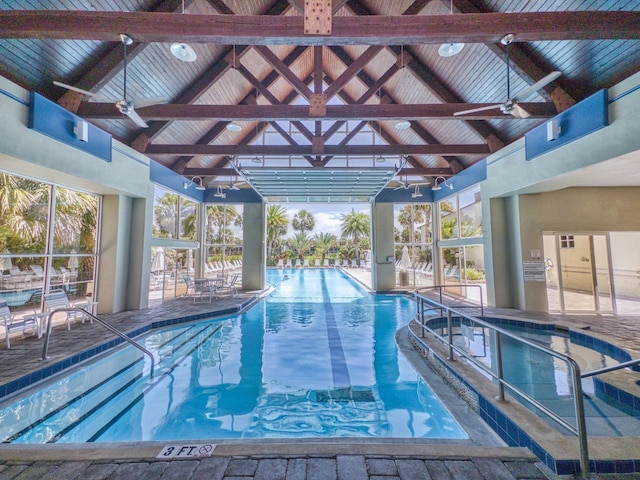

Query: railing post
left=569, top=360, right=590, bottom=475
left=494, top=331, right=505, bottom=402
left=447, top=310, right=454, bottom=361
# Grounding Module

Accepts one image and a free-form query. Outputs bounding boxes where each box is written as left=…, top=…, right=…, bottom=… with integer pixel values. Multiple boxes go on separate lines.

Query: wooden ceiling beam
left=323, top=45, right=383, bottom=99
left=146, top=144, right=490, bottom=155
left=205, top=0, right=235, bottom=14
left=254, top=45, right=313, bottom=99
left=182, top=166, right=453, bottom=176
left=4, top=11, right=639, bottom=44
left=79, top=102, right=556, bottom=120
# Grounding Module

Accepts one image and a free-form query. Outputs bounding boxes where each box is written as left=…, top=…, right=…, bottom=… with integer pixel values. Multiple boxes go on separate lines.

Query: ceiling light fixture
left=395, top=120, right=411, bottom=130
left=213, top=185, right=227, bottom=198
left=375, top=156, right=386, bottom=164
left=251, top=156, right=262, bottom=164
left=184, top=176, right=206, bottom=190
left=411, top=185, right=423, bottom=198
left=170, top=1, right=197, bottom=62
left=226, top=122, right=242, bottom=132
left=432, top=176, right=454, bottom=191
left=438, top=0, right=464, bottom=58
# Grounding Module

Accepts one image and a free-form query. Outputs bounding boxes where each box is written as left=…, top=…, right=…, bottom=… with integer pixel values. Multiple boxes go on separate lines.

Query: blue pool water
left=0, top=269, right=467, bottom=443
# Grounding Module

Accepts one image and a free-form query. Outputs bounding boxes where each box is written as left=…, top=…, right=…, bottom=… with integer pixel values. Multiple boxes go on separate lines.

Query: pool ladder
left=41, top=308, right=155, bottom=378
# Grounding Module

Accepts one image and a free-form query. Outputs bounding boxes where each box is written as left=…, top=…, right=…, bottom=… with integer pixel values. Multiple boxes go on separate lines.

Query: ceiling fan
left=392, top=175, right=429, bottom=190
left=53, top=34, right=166, bottom=128
left=454, top=33, right=561, bottom=119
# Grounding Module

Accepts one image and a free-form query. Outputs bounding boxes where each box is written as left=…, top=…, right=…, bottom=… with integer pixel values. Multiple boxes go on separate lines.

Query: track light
left=432, top=176, right=453, bottom=191
left=411, top=185, right=423, bottom=198
left=213, top=185, right=227, bottom=198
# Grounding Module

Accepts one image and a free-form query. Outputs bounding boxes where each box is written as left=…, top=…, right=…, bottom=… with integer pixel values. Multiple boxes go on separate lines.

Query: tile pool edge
left=408, top=325, right=640, bottom=475
left=0, top=296, right=258, bottom=401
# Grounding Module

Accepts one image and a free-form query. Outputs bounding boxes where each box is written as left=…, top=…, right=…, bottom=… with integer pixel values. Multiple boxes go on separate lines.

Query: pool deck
left=0, top=270, right=638, bottom=478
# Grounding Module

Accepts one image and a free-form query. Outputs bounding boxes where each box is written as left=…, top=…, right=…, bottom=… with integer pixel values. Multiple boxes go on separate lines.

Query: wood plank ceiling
left=1, top=0, right=639, bottom=195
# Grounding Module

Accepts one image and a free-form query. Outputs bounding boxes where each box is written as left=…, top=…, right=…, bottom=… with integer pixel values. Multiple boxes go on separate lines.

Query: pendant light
left=170, top=1, right=197, bottom=62
left=438, top=0, right=464, bottom=58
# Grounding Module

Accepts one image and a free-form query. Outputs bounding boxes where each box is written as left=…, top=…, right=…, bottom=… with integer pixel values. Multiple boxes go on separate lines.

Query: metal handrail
left=415, top=284, right=484, bottom=318
left=412, top=292, right=589, bottom=476
left=582, top=357, right=640, bottom=378
left=41, top=308, right=155, bottom=378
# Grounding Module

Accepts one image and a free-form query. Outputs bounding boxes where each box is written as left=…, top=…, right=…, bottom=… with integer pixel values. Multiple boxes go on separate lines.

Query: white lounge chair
left=285, top=258, right=292, bottom=268
left=295, top=259, right=301, bottom=268
left=303, top=259, right=310, bottom=268
left=43, top=290, right=95, bottom=330
left=277, top=259, right=284, bottom=268
left=323, top=259, right=330, bottom=267
left=314, top=259, right=321, bottom=267
left=0, top=301, right=37, bottom=348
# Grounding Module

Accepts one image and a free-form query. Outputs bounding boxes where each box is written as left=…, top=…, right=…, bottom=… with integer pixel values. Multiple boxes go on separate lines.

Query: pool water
left=0, top=268, right=467, bottom=443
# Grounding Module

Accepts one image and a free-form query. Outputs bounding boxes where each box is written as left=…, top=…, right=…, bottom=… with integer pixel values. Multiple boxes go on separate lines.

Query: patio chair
left=181, top=274, right=196, bottom=296
left=193, top=278, right=218, bottom=303
left=0, top=301, right=37, bottom=349
left=43, top=290, right=95, bottom=330
left=220, top=273, right=240, bottom=297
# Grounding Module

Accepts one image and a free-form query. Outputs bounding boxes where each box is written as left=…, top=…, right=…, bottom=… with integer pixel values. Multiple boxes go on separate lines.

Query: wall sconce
left=213, top=185, right=226, bottom=198
left=432, top=176, right=454, bottom=191
left=411, top=185, right=423, bottom=198
left=546, top=119, right=561, bottom=141
left=74, top=120, right=89, bottom=142
left=183, top=176, right=206, bottom=191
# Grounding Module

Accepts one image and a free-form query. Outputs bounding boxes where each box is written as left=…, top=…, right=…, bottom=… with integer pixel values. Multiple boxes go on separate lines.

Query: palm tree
left=313, top=232, right=337, bottom=264
left=340, top=209, right=370, bottom=262
left=288, top=232, right=312, bottom=261
left=206, top=205, right=242, bottom=245
left=292, top=209, right=315, bottom=235
left=266, top=204, right=288, bottom=260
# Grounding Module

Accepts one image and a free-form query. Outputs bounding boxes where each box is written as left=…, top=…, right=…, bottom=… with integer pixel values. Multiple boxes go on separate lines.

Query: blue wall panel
left=525, top=89, right=608, bottom=161
left=28, top=93, right=112, bottom=162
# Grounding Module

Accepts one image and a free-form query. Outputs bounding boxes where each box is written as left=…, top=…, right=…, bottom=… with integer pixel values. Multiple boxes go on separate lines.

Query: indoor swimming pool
left=0, top=268, right=468, bottom=443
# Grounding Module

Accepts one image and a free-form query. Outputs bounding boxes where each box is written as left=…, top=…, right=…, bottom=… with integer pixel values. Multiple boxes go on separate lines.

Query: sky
left=280, top=203, right=372, bottom=238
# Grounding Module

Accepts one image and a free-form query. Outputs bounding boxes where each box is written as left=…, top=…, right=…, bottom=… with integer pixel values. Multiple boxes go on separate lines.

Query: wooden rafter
left=78, top=102, right=556, bottom=121
left=3, top=11, right=639, bottom=44
left=254, top=45, right=313, bottom=99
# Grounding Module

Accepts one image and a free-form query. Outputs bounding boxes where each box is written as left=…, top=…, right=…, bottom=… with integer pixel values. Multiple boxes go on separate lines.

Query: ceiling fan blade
left=513, top=71, right=562, bottom=101
left=510, top=103, right=531, bottom=119
left=454, top=104, right=502, bottom=116
left=125, top=108, right=149, bottom=128
left=53, top=81, right=96, bottom=97
left=134, top=97, right=168, bottom=109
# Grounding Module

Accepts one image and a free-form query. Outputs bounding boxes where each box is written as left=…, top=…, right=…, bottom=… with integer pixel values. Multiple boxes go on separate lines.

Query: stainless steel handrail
left=41, top=308, right=155, bottom=378
left=415, top=284, right=484, bottom=318
left=413, top=292, right=589, bottom=475
left=582, top=357, right=640, bottom=378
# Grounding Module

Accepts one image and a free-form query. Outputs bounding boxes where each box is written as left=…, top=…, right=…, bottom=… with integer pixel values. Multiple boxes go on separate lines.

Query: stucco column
left=372, top=202, right=396, bottom=290
left=242, top=202, right=266, bottom=291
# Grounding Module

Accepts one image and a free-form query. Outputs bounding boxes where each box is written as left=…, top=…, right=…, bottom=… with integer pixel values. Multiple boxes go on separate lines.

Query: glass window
left=153, top=187, right=199, bottom=241
left=459, top=186, right=482, bottom=238
left=439, top=197, right=458, bottom=240
left=394, top=203, right=433, bottom=288
left=205, top=204, right=244, bottom=278
left=179, top=198, right=197, bottom=241
left=0, top=172, right=100, bottom=316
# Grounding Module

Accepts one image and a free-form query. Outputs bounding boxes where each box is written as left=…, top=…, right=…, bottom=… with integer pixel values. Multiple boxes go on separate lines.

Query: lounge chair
left=350, top=259, right=358, bottom=268
left=295, top=259, right=301, bottom=268
left=277, top=259, right=284, bottom=268
left=323, top=259, right=330, bottom=267
left=43, top=290, right=95, bottom=330
left=303, top=259, right=310, bottom=268
left=285, top=258, right=292, bottom=268
left=341, top=259, right=349, bottom=268
left=0, top=301, right=37, bottom=348
left=314, top=259, right=321, bottom=267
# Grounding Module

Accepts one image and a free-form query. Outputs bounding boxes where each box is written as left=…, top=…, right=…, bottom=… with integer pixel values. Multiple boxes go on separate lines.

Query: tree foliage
left=292, top=209, right=315, bottom=235
left=340, top=209, right=370, bottom=260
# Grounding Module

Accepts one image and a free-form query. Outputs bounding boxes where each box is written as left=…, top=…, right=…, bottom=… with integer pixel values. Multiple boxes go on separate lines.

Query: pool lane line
left=320, top=270, right=351, bottom=388
left=84, top=323, right=224, bottom=443
left=38, top=323, right=214, bottom=444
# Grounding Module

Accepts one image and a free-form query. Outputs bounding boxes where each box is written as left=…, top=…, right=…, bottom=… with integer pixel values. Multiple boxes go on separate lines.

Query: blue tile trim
left=0, top=301, right=251, bottom=400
